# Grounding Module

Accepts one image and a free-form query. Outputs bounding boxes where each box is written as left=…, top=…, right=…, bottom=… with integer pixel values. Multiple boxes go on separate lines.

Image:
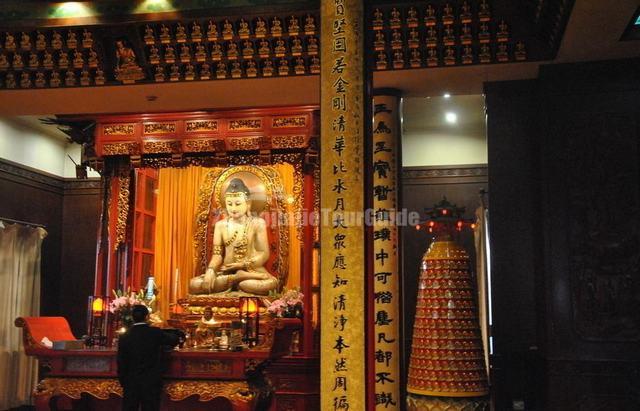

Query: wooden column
left=320, top=1, right=366, bottom=410
left=371, top=92, right=401, bottom=409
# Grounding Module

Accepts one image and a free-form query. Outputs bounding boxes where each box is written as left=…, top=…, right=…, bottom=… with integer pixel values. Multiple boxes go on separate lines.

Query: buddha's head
left=224, top=178, right=251, bottom=219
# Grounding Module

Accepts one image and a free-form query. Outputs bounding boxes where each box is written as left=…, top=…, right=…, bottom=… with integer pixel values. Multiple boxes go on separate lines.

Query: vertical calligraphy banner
left=371, top=94, right=401, bottom=409
left=321, top=1, right=366, bottom=410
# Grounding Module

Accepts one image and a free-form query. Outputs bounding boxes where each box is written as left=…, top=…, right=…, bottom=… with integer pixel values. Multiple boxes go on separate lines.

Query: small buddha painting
left=189, top=172, right=281, bottom=296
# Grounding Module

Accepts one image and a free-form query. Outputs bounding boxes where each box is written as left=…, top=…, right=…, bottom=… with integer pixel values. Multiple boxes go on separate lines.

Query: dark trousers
left=122, top=381, right=162, bottom=411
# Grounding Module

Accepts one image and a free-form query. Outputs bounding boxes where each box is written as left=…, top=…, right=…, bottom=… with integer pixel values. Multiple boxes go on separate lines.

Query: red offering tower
left=407, top=198, right=489, bottom=410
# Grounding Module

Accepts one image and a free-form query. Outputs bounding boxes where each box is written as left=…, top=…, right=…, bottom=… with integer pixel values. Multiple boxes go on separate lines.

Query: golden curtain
left=154, top=166, right=211, bottom=320
left=154, top=164, right=301, bottom=320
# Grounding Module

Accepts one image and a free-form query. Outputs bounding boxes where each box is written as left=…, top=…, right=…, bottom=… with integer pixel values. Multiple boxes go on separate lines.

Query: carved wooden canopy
left=89, top=106, right=318, bottom=169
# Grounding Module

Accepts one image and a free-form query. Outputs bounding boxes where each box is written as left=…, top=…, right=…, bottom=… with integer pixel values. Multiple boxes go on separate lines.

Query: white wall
left=0, top=118, right=99, bottom=178
left=401, top=95, right=487, bottom=167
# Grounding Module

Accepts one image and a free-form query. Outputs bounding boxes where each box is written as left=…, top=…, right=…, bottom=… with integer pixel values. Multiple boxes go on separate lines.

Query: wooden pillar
left=320, top=1, right=366, bottom=410
left=371, top=92, right=402, bottom=409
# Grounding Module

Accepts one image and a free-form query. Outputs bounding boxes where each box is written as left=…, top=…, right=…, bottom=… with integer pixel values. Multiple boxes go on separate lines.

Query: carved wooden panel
left=564, top=114, right=640, bottom=341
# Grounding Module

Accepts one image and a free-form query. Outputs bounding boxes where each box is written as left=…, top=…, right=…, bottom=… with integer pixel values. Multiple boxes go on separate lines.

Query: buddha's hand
left=219, top=262, right=245, bottom=273
left=203, top=267, right=216, bottom=281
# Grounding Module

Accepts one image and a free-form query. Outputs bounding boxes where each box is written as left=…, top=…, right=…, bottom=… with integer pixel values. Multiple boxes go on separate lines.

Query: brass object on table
left=28, top=52, right=39, bottom=69
left=242, top=40, right=254, bottom=58
left=114, top=39, right=144, bottom=84
left=42, top=51, right=53, bottom=69
left=195, top=43, right=207, bottom=62
left=80, top=69, right=90, bottom=86
left=95, top=68, right=105, bottom=85
left=274, top=38, right=286, bottom=57
left=258, top=39, right=270, bottom=58
left=73, top=50, right=84, bottom=69
left=211, top=42, right=223, bottom=61
left=88, top=49, right=98, bottom=68
left=149, top=45, right=160, bottom=64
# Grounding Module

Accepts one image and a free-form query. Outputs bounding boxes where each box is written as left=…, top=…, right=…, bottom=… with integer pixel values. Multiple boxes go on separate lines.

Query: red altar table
left=16, top=316, right=301, bottom=411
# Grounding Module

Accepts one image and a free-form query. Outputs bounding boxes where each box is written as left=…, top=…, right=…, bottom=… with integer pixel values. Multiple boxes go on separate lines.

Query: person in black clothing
left=117, top=305, right=179, bottom=411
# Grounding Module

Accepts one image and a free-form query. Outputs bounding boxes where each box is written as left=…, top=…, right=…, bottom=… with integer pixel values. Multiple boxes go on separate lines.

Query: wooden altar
left=16, top=316, right=302, bottom=411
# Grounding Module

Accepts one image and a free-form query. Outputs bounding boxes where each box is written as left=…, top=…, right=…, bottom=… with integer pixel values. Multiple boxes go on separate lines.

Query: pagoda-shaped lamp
left=407, top=198, right=489, bottom=410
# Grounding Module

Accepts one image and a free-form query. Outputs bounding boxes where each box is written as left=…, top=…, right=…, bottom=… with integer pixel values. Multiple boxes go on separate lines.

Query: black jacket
left=117, top=323, right=179, bottom=387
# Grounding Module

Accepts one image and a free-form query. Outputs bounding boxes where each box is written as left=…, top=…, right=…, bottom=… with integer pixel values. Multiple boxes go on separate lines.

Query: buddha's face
left=225, top=194, right=249, bottom=219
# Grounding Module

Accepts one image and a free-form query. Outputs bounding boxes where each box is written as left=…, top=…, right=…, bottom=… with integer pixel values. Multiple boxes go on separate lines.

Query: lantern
left=239, top=296, right=260, bottom=347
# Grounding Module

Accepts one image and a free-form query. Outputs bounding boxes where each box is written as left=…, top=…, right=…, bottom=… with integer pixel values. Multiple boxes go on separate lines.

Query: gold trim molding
left=102, top=142, right=140, bottom=156
left=272, top=135, right=306, bottom=149
left=228, top=119, right=262, bottom=131
left=143, top=140, right=181, bottom=153
left=272, top=116, right=307, bottom=128
left=143, top=122, right=177, bottom=135
left=115, top=176, right=130, bottom=250
left=103, top=124, right=134, bottom=136
left=186, top=120, right=219, bottom=132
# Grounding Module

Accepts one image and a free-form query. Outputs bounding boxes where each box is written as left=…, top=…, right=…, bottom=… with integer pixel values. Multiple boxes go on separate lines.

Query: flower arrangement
left=109, top=289, right=147, bottom=328
left=266, top=288, right=304, bottom=318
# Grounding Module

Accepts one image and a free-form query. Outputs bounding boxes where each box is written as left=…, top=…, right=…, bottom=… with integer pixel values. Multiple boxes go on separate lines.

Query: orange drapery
left=154, top=166, right=211, bottom=320
left=153, top=165, right=301, bottom=321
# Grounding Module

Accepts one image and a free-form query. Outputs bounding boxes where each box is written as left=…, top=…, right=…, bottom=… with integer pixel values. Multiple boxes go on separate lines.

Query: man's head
left=224, top=178, right=251, bottom=218
left=131, top=304, right=149, bottom=323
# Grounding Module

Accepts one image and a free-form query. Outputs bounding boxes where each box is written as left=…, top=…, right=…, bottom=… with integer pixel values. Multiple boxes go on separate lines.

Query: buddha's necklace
left=224, top=216, right=251, bottom=247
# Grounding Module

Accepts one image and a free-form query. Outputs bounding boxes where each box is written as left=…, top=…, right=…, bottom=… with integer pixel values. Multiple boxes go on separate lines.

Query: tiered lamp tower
left=407, top=198, right=489, bottom=411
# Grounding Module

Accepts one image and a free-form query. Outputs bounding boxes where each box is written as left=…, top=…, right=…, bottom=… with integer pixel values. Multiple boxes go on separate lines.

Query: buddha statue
left=189, top=178, right=278, bottom=296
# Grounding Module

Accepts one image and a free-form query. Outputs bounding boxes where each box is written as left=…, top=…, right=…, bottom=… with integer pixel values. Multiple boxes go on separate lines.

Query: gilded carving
left=228, top=136, right=261, bottom=151
left=228, top=119, right=262, bottom=131
left=186, top=120, right=218, bottom=132
left=115, top=176, right=130, bottom=250
left=103, top=124, right=134, bottom=136
left=143, top=122, right=176, bottom=135
left=194, top=168, right=226, bottom=271
left=272, top=116, right=307, bottom=128
left=164, top=380, right=254, bottom=403
left=184, top=139, right=217, bottom=152
left=143, top=141, right=181, bottom=154
left=102, top=142, right=140, bottom=156
left=271, top=135, right=306, bottom=149
left=35, top=378, right=122, bottom=400
left=183, top=359, right=232, bottom=375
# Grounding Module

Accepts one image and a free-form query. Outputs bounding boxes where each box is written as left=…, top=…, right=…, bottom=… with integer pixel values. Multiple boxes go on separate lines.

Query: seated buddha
left=189, top=178, right=278, bottom=296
